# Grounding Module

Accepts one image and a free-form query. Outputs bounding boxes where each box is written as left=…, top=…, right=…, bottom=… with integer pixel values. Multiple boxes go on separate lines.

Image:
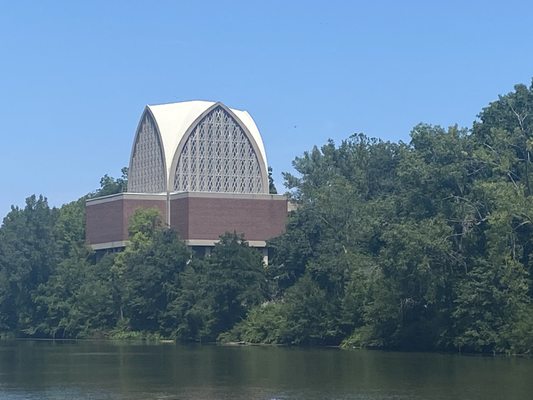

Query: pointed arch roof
left=145, top=100, right=268, bottom=186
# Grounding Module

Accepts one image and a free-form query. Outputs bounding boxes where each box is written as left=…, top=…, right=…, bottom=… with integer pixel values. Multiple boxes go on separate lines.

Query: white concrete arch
left=168, top=102, right=269, bottom=194
left=127, top=108, right=167, bottom=193
left=128, top=100, right=269, bottom=194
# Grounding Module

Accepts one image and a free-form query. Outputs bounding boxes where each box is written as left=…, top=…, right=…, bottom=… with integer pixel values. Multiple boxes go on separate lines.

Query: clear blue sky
left=1, top=0, right=533, bottom=218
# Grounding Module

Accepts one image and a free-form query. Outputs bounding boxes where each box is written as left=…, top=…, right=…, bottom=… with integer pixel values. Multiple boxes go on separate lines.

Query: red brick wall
left=86, top=194, right=287, bottom=246
left=171, top=196, right=287, bottom=241
left=169, top=197, right=189, bottom=240
left=122, top=199, right=167, bottom=237
left=86, top=198, right=125, bottom=244
left=86, top=197, right=166, bottom=245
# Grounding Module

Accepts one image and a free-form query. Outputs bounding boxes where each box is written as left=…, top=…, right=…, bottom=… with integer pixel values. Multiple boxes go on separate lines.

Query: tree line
left=2, top=82, right=533, bottom=353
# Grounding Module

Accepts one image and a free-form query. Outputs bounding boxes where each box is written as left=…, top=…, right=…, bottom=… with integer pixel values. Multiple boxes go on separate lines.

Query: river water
left=0, top=340, right=532, bottom=399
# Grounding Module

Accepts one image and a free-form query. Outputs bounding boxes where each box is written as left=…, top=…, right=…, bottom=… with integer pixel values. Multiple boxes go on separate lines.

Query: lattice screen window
left=128, top=113, right=166, bottom=193
left=174, top=106, right=264, bottom=193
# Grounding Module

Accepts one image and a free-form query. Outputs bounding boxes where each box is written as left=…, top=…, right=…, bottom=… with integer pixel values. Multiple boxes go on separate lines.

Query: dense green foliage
left=2, top=83, right=533, bottom=353
left=92, top=167, right=128, bottom=197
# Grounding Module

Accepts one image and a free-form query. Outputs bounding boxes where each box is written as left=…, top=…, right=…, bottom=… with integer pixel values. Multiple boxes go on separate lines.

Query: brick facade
left=170, top=194, right=287, bottom=242
left=86, top=194, right=167, bottom=246
left=86, top=193, right=287, bottom=249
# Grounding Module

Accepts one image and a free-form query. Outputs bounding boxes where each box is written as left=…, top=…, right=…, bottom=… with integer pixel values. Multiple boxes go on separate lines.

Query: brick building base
left=86, top=192, right=288, bottom=263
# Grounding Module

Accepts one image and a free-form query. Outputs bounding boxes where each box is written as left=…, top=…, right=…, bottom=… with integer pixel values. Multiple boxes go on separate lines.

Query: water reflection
left=0, top=340, right=532, bottom=399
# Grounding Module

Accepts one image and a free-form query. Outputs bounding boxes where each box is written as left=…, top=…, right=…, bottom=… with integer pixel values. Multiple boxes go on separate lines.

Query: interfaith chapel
left=85, top=101, right=288, bottom=261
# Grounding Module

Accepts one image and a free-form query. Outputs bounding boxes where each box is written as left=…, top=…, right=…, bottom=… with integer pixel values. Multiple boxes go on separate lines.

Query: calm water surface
left=0, top=340, right=532, bottom=399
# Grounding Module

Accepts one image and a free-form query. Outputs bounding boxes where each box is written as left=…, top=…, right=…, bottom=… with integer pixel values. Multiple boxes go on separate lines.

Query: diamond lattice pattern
left=174, top=107, right=264, bottom=193
left=128, top=113, right=166, bottom=193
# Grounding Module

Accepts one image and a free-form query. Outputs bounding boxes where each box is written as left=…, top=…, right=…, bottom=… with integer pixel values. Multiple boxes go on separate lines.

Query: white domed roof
left=148, top=101, right=268, bottom=186
left=129, top=100, right=269, bottom=194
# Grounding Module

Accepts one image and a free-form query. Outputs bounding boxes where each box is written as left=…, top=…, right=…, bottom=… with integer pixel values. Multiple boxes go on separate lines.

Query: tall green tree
left=113, top=208, right=189, bottom=333
left=473, top=82, right=533, bottom=195
left=202, top=233, right=266, bottom=339
left=92, top=167, right=128, bottom=198
left=32, top=250, right=117, bottom=338
left=174, top=233, right=266, bottom=341
left=0, top=196, right=59, bottom=334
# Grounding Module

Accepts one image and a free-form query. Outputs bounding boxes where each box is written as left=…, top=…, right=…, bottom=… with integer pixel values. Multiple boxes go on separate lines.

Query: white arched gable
left=168, top=103, right=269, bottom=194
left=128, top=108, right=167, bottom=193
left=128, top=100, right=269, bottom=194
